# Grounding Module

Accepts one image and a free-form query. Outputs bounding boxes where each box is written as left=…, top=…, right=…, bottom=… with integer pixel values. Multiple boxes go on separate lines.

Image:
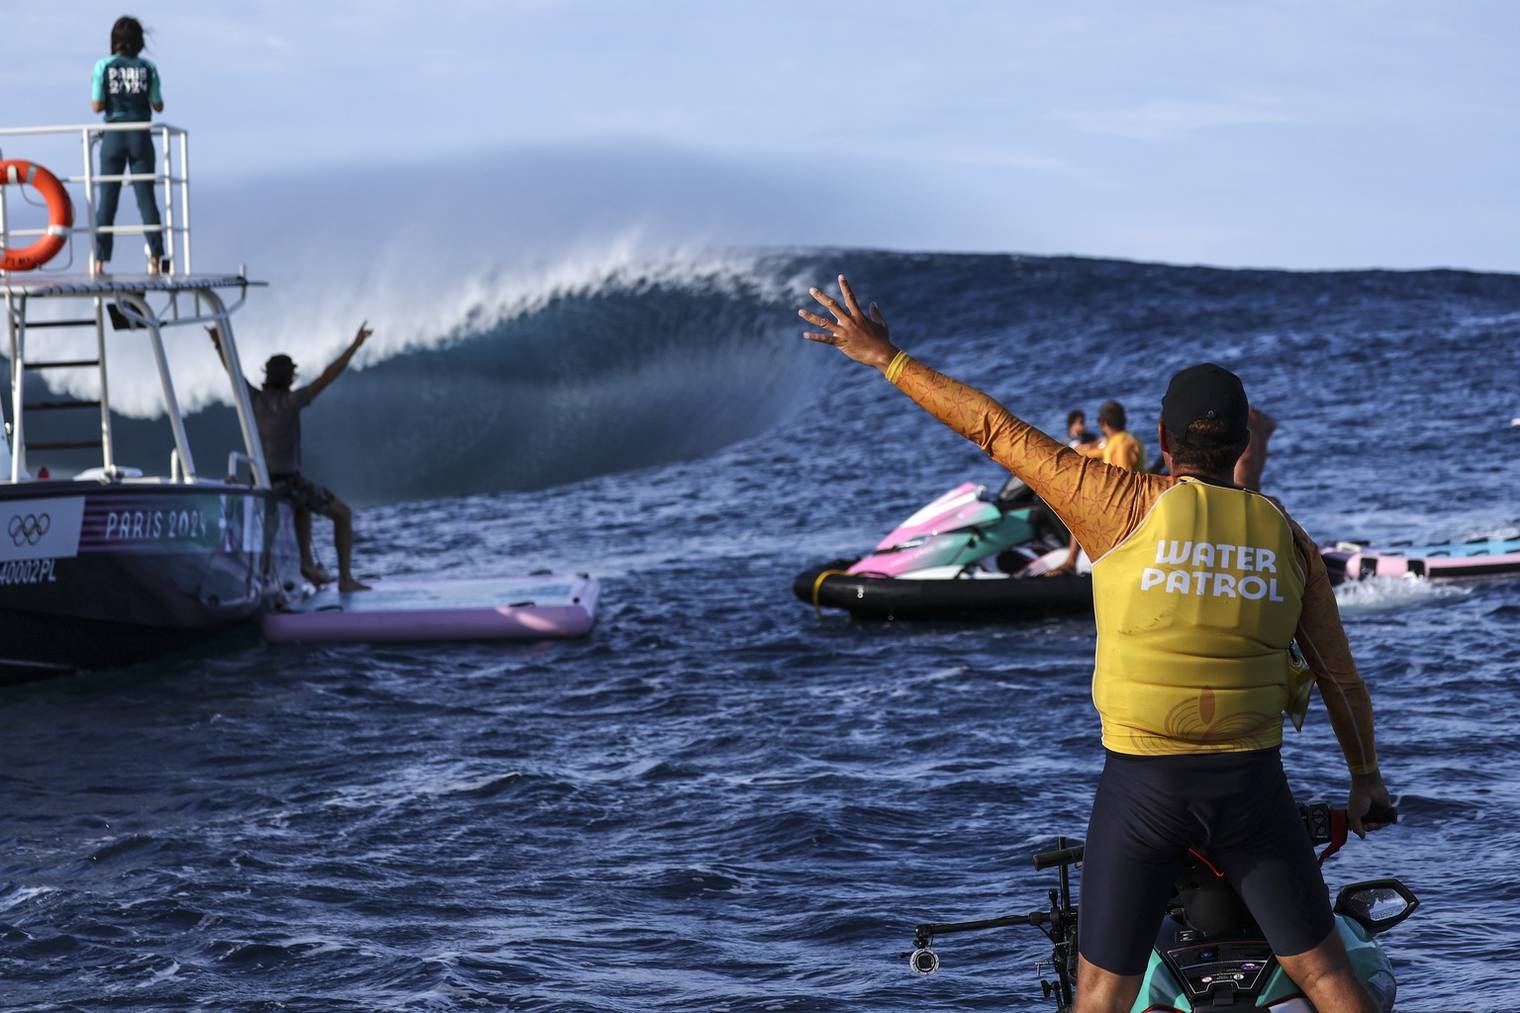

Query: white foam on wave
left=1335, top=575, right=1471, bottom=615
left=37, top=235, right=793, bottom=418
left=26, top=143, right=849, bottom=419
left=136, top=959, right=181, bottom=987
left=0, top=884, right=56, bottom=912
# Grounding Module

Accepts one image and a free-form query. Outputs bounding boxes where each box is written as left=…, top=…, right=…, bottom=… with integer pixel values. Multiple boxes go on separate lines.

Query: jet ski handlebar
left=1301, top=801, right=1398, bottom=844
left=909, top=801, right=1401, bottom=988
left=1032, top=843, right=1085, bottom=870
left=914, top=910, right=1050, bottom=942
left=909, top=910, right=1061, bottom=977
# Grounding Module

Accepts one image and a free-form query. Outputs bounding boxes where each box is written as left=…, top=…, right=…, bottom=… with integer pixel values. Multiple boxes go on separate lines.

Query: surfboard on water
left=261, top=574, right=599, bottom=644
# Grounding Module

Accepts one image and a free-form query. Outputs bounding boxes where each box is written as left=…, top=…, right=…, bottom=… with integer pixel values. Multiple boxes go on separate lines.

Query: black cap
left=1161, top=363, right=1249, bottom=446
left=264, top=354, right=296, bottom=385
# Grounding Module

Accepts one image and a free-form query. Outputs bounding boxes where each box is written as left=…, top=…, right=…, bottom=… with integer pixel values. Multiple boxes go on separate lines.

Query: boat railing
left=0, top=122, right=192, bottom=276
left=226, top=450, right=259, bottom=485
left=0, top=124, right=271, bottom=490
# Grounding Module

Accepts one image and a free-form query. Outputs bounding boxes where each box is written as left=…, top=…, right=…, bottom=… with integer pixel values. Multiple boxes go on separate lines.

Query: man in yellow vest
left=1076, top=400, right=1145, bottom=469
left=800, top=276, right=1391, bottom=1013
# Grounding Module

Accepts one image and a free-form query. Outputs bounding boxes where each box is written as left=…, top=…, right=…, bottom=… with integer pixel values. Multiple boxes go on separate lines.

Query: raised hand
left=798, top=275, right=899, bottom=372
left=354, top=320, right=373, bottom=346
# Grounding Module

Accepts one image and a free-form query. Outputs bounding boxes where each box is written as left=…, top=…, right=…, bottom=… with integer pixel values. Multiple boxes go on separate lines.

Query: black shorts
left=1077, top=748, right=1334, bottom=975
left=270, top=472, right=339, bottom=518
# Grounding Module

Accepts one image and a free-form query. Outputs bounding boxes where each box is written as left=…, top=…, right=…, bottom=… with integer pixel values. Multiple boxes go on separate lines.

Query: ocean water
left=2, top=251, right=1518, bottom=1010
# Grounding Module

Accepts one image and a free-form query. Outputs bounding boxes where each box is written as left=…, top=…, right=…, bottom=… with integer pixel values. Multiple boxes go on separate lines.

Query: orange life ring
left=0, top=161, right=75, bottom=272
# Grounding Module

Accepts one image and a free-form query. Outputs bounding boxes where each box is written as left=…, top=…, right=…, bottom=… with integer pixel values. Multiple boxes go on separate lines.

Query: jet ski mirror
left=1334, top=879, right=1420, bottom=934
left=993, top=475, right=1035, bottom=509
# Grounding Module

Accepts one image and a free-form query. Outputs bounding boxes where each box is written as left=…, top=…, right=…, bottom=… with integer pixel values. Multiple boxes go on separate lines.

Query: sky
left=6, top=1, right=1520, bottom=271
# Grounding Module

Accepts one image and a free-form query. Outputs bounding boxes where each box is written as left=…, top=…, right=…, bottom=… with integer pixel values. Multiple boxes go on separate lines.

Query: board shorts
left=270, top=472, right=339, bottom=518
left=1077, top=747, right=1334, bottom=975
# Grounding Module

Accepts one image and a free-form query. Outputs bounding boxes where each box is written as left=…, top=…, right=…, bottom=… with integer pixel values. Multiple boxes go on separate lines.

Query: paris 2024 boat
left=1, top=123, right=599, bottom=678
left=0, top=123, right=302, bottom=679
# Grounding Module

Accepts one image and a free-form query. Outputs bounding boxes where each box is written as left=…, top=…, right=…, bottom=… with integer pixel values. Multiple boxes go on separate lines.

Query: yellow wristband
left=884, top=349, right=910, bottom=384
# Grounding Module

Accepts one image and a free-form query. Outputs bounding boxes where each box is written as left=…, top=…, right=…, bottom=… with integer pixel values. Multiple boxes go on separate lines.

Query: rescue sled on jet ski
left=793, top=477, right=1093, bottom=622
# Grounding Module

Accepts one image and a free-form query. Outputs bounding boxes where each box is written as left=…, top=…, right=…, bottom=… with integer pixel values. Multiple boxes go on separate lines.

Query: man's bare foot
left=302, top=564, right=333, bottom=586
left=338, top=578, right=371, bottom=592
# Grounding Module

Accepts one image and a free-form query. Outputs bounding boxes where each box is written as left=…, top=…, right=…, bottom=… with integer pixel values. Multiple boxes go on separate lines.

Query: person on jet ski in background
left=1066, top=409, right=1098, bottom=449
left=90, top=16, right=168, bottom=276
left=1151, top=405, right=1277, bottom=491
left=208, top=323, right=372, bottom=592
left=800, top=276, right=1391, bottom=1013
left=1047, top=400, right=1145, bottom=575
left=1075, top=400, right=1145, bottom=467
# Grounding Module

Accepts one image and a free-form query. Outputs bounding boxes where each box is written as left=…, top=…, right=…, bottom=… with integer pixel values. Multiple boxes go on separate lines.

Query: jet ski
left=793, top=476, right=1092, bottom=621
left=1321, top=536, right=1520, bottom=585
left=907, top=801, right=1415, bottom=1012
left=797, top=472, right=1519, bottom=624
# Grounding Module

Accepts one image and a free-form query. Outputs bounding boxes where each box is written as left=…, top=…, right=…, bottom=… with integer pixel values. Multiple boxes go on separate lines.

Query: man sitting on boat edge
left=208, top=323, right=371, bottom=592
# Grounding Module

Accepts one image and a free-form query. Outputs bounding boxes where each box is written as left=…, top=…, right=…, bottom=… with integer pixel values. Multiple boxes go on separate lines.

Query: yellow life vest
left=1101, top=430, right=1145, bottom=470
left=1090, top=477, right=1306, bottom=756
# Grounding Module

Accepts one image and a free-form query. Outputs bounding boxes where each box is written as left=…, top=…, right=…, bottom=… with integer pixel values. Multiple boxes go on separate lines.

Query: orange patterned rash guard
left=886, top=353, right=1378, bottom=775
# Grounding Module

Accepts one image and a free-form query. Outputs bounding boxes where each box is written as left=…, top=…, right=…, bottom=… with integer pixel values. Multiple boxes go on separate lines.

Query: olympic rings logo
left=8, top=512, right=51, bottom=546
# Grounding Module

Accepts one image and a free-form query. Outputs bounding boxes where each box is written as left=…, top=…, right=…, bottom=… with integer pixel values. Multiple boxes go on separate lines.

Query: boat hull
left=0, top=483, right=300, bottom=677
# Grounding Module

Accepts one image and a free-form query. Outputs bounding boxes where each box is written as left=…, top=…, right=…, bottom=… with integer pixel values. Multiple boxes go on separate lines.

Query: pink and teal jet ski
left=793, top=477, right=1092, bottom=621
left=796, top=473, right=1520, bottom=621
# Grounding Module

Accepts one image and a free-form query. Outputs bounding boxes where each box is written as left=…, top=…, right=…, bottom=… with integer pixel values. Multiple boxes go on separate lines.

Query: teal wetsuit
left=90, top=54, right=165, bottom=263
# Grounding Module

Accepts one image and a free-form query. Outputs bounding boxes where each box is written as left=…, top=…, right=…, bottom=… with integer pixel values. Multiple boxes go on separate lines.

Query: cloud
left=1055, top=98, right=1304, bottom=141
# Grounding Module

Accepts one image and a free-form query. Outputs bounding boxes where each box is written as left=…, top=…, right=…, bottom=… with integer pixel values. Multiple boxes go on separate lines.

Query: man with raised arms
left=209, top=324, right=372, bottom=592
left=799, top=276, right=1391, bottom=1013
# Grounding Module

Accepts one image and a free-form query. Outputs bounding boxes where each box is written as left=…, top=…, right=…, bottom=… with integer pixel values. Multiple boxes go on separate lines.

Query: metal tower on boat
left=0, top=123, right=269, bottom=486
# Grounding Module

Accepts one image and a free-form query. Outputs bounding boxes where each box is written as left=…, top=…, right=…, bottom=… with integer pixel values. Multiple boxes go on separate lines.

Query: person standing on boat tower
left=208, top=324, right=373, bottom=592
left=90, top=16, right=168, bottom=275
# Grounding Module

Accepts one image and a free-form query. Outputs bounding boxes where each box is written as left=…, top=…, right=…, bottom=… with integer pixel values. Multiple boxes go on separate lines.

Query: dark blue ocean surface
left=2, top=252, right=1518, bottom=1010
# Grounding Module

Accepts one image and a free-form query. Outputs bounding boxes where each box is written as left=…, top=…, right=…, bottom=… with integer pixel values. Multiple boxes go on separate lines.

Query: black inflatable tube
left=793, top=559, right=1093, bottom=622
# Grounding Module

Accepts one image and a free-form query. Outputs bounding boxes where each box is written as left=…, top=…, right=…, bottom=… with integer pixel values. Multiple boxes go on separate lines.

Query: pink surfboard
left=261, top=574, right=599, bottom=643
